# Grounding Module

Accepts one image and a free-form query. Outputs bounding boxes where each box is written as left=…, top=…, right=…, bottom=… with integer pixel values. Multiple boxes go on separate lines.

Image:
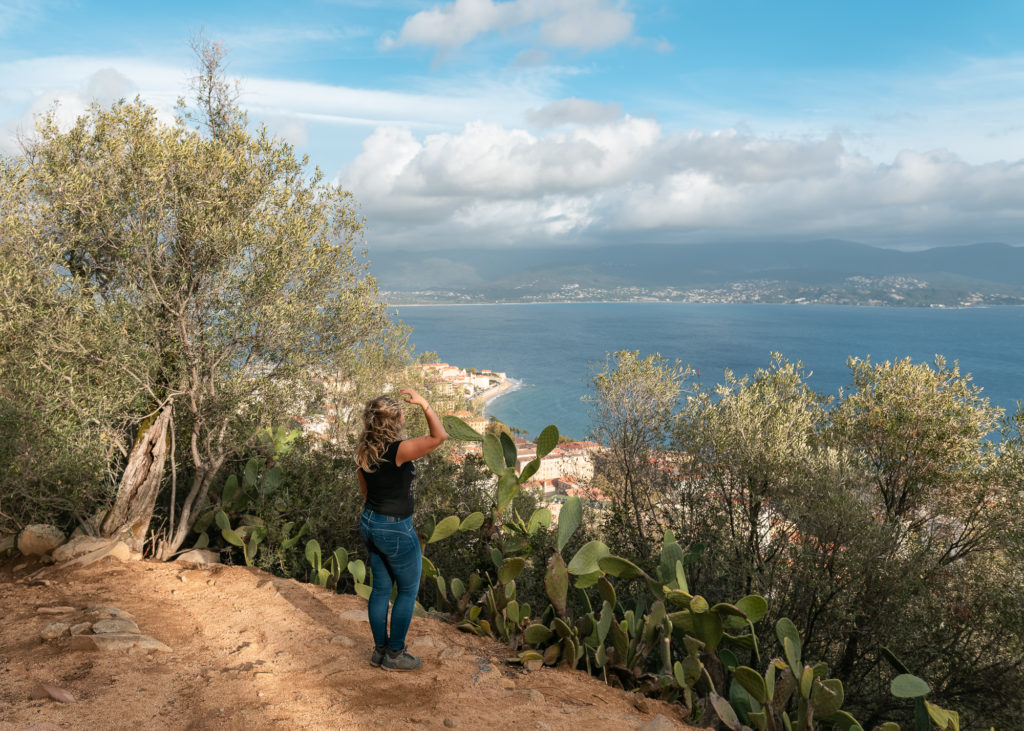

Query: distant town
left=374, top=240, right=1024, bottom=308
left=385, top=275, right=1024, bottom=307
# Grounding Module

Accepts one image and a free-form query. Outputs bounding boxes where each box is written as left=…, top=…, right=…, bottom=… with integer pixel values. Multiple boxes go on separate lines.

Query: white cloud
left=0, top=66, right=152, bottom=155
left=343, top=110, right=1024, bottom=248
left=385, top=0, right=634, bottom=51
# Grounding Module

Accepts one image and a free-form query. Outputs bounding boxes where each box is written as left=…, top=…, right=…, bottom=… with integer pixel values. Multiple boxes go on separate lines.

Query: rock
left=175, top=549, right=220, bottom=565
left=443, top=719, right=456, bottom=728
left=60, top=539, right=132, bottom=568
left=29, top=683, right=76, bottom=703
left=39, top=622, right=71, bottom=640
left=17, top=524, right=66, bottom=556
left=36, top=606, right=77, bottom=615
left=70, top=622, right=92, bottom=635
left=71, top=632, right=170, bottom=653
left=330, top=635, right=356, bottom=647
left=91, top=617, right=141, bottom=634
left=638, top=714, right=679, bottom=731
left=83, top=604, right=134, bottom=621
left=523, top=689, right=545, bottom=704
left=52, top=535, right=117, bottom=562
left=438, top=645, right=465, bottom=659
left=500, top=678, right=516, bottom=690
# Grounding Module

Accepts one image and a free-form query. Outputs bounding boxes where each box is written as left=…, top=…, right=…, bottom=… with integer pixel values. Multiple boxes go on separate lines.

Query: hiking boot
left=381, top=647, right=421, bottom=671
left=369, top=645, right=386, bottom=668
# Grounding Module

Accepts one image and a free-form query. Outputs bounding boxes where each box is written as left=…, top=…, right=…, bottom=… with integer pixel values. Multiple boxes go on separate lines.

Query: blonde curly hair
left=355, top=395, right=405, bottom=472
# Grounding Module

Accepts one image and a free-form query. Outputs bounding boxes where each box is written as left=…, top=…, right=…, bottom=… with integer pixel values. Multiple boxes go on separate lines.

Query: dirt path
left=0, top=556, right=695, bottom=730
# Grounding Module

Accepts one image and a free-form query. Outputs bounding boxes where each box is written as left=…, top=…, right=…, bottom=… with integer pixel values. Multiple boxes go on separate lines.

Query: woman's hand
left=394, top=387, right=447, bottom=466
left=399, top=387, right=428, bottom=408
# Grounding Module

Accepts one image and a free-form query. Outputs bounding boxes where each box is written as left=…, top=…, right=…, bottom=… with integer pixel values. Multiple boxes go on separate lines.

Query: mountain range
left=368, top=240, right=1024, bottom=306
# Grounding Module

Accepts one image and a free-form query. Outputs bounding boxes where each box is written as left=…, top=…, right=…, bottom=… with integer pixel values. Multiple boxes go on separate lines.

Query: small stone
left=524, top=689, right=544, bottom=704
left=37, top=606, right=77, bottom=615
left=638, top=714, right=679, bottom=731
left=176, top=549, right=220, bottom=565
left=70, top=622, right=92, bottom=635
left=17, top=524, right=66, bottom=556
left=443, top=719, right=456, bottom=728
left=438, top=645, right=464, bottom=659
left=632, top=697, right=651, bottom=714
left=178, top=574, right=187, bottom=583
left=330, top=635, right=356, bottom=647
left=71, top=632, right=170, bottom=653
left=84, top=605, right=133, bottom=621
left=0, top=533, right=15, bottom=553
left=524, top=658, right=543, bottom=672
left=40, top=622, right=70, bottom=640
left=29, top=683, right=76, bottom=703
left=500, top=678, right=515, bottom=690
left=13, top=563, right=26, bottom=572
left=92, top=617, right=140, bottom=634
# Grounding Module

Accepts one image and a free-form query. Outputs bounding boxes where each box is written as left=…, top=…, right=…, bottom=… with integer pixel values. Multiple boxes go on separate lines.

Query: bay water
left=394, top=303, right=1024, bottom=440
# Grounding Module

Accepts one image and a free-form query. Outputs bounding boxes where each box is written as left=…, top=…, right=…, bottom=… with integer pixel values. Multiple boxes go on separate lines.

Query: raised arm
left=395, top=388, right=447, bottom=466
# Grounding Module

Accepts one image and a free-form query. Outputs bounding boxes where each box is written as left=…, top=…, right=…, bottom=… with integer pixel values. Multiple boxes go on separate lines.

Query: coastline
left=472, top=377, right=522, bottom=409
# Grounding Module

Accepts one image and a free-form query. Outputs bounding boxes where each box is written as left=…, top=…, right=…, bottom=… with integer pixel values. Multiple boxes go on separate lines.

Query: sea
left=393, top=303, right=1024, bottom=441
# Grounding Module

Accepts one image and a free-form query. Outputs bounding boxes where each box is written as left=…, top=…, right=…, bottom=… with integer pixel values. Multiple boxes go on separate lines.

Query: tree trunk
left=154, top=457, right=223, bottom=560
left=99, top=404, right=172, bottom=553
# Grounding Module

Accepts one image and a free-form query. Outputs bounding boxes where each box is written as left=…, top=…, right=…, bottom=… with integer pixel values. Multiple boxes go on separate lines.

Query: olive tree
left=1, top=41, right=403, bottom=557
left=0, top=163, right=146, bottom=531
left=675, top=355, right=829, bottom=598
left=587, top=349, right=692, bottom=563
left=672, top=354, right=1022, bottom=728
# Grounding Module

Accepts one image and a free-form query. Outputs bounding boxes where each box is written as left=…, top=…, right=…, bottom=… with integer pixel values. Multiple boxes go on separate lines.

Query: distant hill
left=368, top=240, right=1024, bottom=306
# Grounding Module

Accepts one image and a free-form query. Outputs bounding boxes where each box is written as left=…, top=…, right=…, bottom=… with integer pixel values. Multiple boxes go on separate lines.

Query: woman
left=355, top=387, right=446, bottom=671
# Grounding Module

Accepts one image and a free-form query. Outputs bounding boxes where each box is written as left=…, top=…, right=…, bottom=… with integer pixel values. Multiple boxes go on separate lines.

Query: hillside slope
left=0, top=556, right=692, bottom=730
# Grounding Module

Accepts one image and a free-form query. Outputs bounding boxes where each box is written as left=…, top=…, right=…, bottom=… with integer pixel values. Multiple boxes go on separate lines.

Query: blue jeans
left=359, top=509, right=422, bottom=652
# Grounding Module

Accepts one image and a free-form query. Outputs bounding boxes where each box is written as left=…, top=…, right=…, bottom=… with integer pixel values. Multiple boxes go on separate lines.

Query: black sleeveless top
left=360, top=441, right=416, bottom=518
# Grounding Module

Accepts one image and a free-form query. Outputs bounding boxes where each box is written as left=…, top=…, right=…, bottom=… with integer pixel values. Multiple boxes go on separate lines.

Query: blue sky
left=3, top=0, right=1024, bottom=250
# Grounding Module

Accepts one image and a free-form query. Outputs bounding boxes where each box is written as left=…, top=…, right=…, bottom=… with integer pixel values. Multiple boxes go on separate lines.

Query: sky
left=3, top=0, right=1024, bottom=251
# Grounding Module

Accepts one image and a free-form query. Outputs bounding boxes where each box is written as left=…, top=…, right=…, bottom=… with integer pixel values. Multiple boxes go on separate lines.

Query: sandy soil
left=0, top=555, right=696, bottom=730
